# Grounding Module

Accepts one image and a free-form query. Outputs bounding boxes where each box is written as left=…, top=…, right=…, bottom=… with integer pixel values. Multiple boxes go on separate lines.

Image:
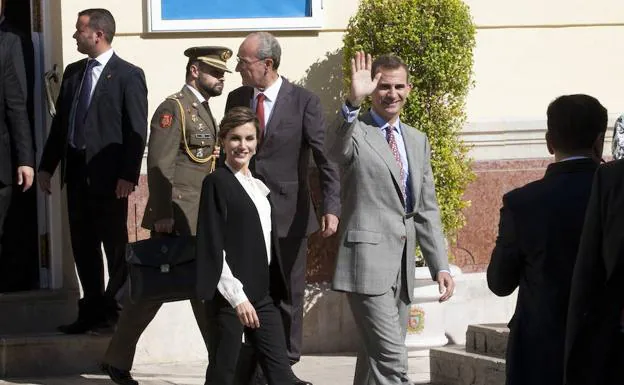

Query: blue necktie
left=73, top=59, right=99, bottom=149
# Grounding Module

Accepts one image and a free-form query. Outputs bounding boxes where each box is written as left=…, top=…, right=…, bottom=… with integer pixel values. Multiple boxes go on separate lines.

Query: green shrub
left=342, top=0, right=476, bottom=265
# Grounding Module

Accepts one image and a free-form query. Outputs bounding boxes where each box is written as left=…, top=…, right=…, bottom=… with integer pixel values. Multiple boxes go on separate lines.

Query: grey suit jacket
left=325, top=111, right=448, bottom=301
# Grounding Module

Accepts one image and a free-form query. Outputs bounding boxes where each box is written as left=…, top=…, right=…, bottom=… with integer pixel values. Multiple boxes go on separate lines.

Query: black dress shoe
left=57, top=318, right=95, bottom=334
left=100, top=363, right=138, bottom=385
left=88, top=318, right=117, bottom=335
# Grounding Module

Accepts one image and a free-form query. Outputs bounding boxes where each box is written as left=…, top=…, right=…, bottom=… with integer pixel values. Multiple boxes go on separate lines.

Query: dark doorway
left=0, top=0, right=39, bottom=292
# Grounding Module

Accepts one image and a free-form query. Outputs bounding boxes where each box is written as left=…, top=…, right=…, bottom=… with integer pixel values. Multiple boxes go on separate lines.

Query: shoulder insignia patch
left=160, top=113, right=173, bottom=128
left=166, top=92, right=184, bottom=100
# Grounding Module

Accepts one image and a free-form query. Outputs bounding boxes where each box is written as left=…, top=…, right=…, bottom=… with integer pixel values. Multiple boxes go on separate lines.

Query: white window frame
left=147, top=0, right=323, bottom=32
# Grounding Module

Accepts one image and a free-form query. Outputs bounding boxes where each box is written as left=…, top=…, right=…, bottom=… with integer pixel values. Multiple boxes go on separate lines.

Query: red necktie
left=256, top=93, right=266, bottom=141
left=385, top=126, right=406, bottom=200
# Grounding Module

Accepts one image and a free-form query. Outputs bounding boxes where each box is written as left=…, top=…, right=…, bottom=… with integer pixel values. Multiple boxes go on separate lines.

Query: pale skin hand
left=38, top=170, right=52, bottom=194
left=235, top=300, right=260, bottom=329
left=348, top=51, right=382, bottom=107
left=437, top=271, right=455, bottom=302
left=212, top=145, right=220, bottom=157
left=320, top=213, right=339, bottom=238
left=154, top=218, right=174, bottom=234
left=16, top=166, right=34, bottom=192
left=115, top=179, right=135, bottom=199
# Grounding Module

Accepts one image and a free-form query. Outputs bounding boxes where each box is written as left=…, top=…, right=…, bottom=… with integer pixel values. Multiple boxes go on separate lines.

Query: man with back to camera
left=325, top=51, right=455, bottom=385
left=38, top=8, right=148, bottom=334
left=564, top=144, right=624, bottom=385
left=487, top=94, right=607, bottom=385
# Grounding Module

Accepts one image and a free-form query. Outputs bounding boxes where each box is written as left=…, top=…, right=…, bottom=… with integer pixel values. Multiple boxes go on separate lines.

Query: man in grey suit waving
left=325, top=51, right=454, bottom=385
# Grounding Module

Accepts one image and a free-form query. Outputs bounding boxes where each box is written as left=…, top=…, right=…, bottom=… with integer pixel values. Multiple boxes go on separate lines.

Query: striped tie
left=385, top=126, right=406, bottom=200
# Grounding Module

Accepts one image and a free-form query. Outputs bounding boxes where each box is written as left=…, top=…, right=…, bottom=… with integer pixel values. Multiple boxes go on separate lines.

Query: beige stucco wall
left=47, top=0, right=623, bottom=161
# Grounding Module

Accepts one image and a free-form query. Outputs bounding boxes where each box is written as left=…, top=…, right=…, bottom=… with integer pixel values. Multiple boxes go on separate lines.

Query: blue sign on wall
left=161, top=0, right=312, bottom=20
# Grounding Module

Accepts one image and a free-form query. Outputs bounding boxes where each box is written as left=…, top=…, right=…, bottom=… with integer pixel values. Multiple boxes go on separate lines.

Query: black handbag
left=125, top=235, right=197, bottom=304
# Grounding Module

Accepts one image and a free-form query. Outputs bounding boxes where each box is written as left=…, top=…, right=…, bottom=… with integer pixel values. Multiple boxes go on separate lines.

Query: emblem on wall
left=407, top=306, right=425, bottom=334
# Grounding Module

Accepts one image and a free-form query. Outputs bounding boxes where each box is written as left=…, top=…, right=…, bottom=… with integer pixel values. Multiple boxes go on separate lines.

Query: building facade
left=0, top=0, right=622, bottom=364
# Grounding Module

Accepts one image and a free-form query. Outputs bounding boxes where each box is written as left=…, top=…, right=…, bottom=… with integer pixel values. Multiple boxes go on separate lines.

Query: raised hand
left=348, top=51, right=381, bottom=107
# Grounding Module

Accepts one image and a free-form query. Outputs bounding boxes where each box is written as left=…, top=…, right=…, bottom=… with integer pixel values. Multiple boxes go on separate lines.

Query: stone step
left=429, top=345, right=505, bottom=385
left=0, top=333, right=111, bottom=378
left=465, top=323, right=509, bottom=359
left=0, top=290, right=78, bottom=334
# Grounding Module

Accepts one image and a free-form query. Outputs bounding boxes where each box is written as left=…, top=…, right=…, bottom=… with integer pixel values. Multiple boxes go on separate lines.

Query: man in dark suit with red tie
left=225, top=32, right=341, bottom=385
left=38, top=8, right=147, bottom=334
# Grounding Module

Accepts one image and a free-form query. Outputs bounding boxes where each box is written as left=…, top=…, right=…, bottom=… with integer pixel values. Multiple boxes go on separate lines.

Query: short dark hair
left=78, top=8, right=116, bottom=43
left=185, top=60, right=203, bottom=78
left=371, top=54, right=410, bottom=82
left=218, top=107, right=260, bottom=143
left=546, top=94, right=608, bottom=153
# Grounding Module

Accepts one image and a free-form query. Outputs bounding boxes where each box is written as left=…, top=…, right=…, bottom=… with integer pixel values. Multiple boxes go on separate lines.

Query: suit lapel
left=361, top=113, right=405, bottom=202
left=182, top=86, right=216, bottom=131
left=262, top=77, right=291, bottom=148
left=402, top=123, right=421, bottom=202
left=88, top=53, right=118, bottom=116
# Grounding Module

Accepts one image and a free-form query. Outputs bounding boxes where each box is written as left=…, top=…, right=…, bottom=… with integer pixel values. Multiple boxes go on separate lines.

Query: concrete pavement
left=0, top=355, right=431, bottom=385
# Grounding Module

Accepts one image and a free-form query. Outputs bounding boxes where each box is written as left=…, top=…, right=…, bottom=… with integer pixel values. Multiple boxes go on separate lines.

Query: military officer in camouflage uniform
left=101, top=46, right=232, bottom=385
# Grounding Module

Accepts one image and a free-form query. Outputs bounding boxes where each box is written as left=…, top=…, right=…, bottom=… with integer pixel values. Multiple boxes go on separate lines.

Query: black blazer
left=196, top=167, right=288, bottom=304
left=0, top=29, right=34, bottom=185
left=487, top=158, right=598, bottom=385
left=564, top=160, right=624, bottom=385
left=225, top=78, right=340, bottom=238
left=39, top=53, right=147, bottom=196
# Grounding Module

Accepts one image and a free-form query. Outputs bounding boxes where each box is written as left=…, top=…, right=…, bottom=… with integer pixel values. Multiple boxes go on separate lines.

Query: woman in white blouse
left=196, top=107, right=295, bottom=385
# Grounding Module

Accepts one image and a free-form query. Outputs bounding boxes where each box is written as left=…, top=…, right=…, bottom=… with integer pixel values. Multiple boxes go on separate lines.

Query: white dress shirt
left=217, top=164, right=272, bottom=308
left=252, top=76, right=283, bottom=129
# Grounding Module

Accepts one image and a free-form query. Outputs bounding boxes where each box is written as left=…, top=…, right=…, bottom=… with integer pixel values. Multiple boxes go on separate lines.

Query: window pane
left=161, top=0, right=312, bottom=20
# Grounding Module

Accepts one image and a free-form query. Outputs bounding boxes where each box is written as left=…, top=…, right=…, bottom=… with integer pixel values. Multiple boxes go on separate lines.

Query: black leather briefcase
left=125, top=235, right=196, bottom=304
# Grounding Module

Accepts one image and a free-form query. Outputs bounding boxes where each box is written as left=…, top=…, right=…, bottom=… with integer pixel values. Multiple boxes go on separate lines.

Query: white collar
left=253, top=76, right=283, bottom=102
left=225, top=163, right=270, bottom=196
left=558, top=155, right=590, bottom=162
left=185, top=84, right=206, bottom=103
left=92, top=48, right=114, bottom=68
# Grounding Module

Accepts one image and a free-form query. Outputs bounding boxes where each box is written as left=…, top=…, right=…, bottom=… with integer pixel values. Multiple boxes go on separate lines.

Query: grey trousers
left=346, top=264, right=412, bottom=385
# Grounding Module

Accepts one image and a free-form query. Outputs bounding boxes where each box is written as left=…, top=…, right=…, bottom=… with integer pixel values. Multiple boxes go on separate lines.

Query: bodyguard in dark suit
left=564, top=159, right=624, bottom=385
left=487, top=94, right=608, bottom=385
left=225, top=31, right=341, bottom=381
left=38, top=8, right=147, bottom=334
left=0, top=26, right=35, bottom=259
